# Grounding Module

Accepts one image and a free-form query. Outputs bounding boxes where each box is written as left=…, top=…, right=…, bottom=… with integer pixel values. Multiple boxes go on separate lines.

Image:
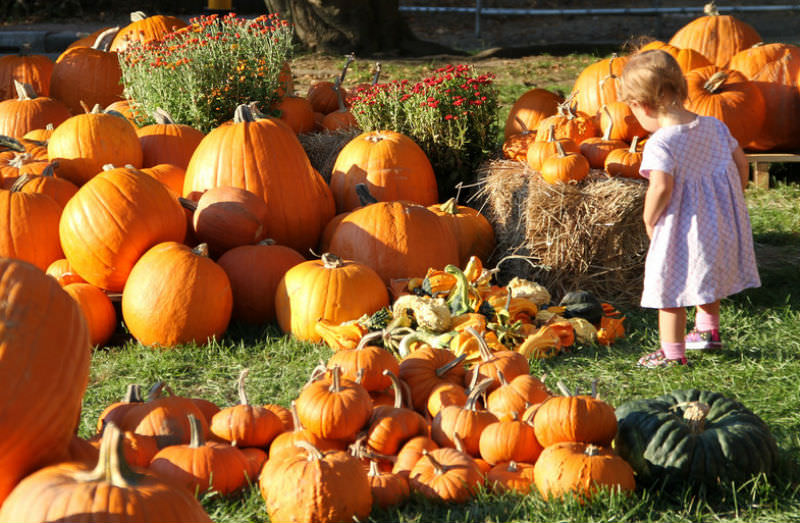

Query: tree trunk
left=264, top=0, right=462, bottom=56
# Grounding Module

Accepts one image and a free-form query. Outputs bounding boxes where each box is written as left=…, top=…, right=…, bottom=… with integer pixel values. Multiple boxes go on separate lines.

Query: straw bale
left=476, top=159, right=649, bottom=305
left=298, top=128, right=361, bottom=183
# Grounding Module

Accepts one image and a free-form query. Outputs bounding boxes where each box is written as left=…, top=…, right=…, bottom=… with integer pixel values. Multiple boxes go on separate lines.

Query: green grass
left=80, top=181, right=800, bottom=522
left=79, top=54, right=800, bottom=521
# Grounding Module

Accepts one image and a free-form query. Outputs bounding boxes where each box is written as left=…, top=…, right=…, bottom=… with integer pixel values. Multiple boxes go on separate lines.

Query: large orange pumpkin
left=110, top=11, right=188, bottom=52
left=638, top=40, right=712, bottom=73
left=728, top=43, right=800, bottom=151
left=189, top=185, right=270, bottom=257
left=0, top=53, right=54, bottom=100
left=122, top=242, right=232, bottom=347
left=183, top=104, right=335, bottom=254
left=0, top=81, right=71, bottom=139
left=668, top=2, right=762, bottom=68
left=59, top=165, right=186, bottom=291
left=504, top=87, right=562, bottom=139
left=570, top=54, right=628, bottom=121
left=0, top=258, right=91, bottom=505
left=328, top=194, right=459, bottom=284
left=136, top=109, right=204, bottom=168
left=47, top=106, right=143, bottom=186
left=275, top=253, right=389, bottom=342
left=428, top=198, right=496, bottom=266
left=49, top=28, right=124, bottom=116
left=0, top=182, right=63, bottom=270
left=684, top=66, right=766, bottom=148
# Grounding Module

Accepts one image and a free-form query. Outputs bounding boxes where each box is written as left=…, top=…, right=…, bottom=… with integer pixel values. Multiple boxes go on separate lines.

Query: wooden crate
left=747, top=153, right=800, bottom=189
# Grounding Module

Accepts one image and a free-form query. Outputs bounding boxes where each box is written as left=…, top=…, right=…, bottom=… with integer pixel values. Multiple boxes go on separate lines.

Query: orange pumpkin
left=0, top=258, right=91, bottom=506
left=122, top=242, right=232, bottom=347
left=409, top=448, right=483, bottom=503
left=327, top=331, right=400, bottom=392
left=599, top=100, right=647, bottom=143
left=479, top=415, right=543, bottom=466
left=504, top=88, right=562, bottom=139
left=428, top=197, right=496, bottom=266
left=275, top=253, right=389, bottom=342
left=398, top=346, right=467, bottom=413
left=639, top=40, right=712, bottom=73
left=46, top=257, right=87, bottom=286
left=540, top=141, right=590, bottom=184
left=217, top=239, right=306, bottom=324
left=570, top=54, right=628, bottom=121
left=183, top=104, right=335, bottom=254
left=4, top=165, right=78, bottom=211
left=321, top=86, right=359, bottom=131
left=139, top=163, right=186, bottom=195
left=580, top=106, right=628, bottom=169
left=47, top=106, right=143, bottom=186
left=330, top=130, right=438, bottom=213
left=368, top=460, right=410, bottom=508
left=536, top=100, right=598, bottom=145
left=533, top=384, right=618, bottom=447
left=487, top=460, right=537, bottom=494
left=0, top=181, right=63, bottom=270
left=605, top=135, right=643, bottom=178
left=136, top=109, right=204, bottom=169
left=59, top=165, right=185, bottom=291
left=0, top=81, right=71, bottom=139
left=684, top=66, right=766, bottom=148
left=527, top=124, right=581, bottom=171
left=268, top=401, right=346, bottom=460
left=49, top=28, right=124, bottom=115
left=110, top=11, right=188, bottom=52
left=63, top=282, right=117, bottom=347
left=0, top=53, right=54, bottom=99
left=431, top=379, right=498, bottom=457
left=189, top=185, right=269, bottom=257
left=274, top=95, right=316, bottom=134
left=668, top=2, right=761, bottom=67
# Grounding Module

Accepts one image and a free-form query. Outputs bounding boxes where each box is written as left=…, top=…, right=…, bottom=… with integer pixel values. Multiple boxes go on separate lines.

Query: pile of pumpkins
left=503, top=0, right=800, bottom=184
left=0, top=9, right=497, bottom=349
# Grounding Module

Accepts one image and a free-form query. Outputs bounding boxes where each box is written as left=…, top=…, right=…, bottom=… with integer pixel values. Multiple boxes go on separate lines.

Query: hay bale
left=298, top=128, right=361, bottom=183
left=477, top=159, right=649, bottom=306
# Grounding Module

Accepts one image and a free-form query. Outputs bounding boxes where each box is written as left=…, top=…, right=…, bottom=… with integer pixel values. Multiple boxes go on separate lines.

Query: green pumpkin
left=614, top=389, right=778, bottom=487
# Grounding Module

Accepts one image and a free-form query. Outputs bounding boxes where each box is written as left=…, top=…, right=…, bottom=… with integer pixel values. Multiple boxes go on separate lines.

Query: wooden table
left=746, top=153, right=800, bottom=189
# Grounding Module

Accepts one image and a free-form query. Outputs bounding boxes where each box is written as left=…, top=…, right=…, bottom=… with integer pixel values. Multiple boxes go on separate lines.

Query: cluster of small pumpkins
left=503, top=1, right=800, bottom=184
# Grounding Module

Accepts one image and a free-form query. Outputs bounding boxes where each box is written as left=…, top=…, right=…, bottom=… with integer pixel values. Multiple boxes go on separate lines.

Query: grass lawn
left=80, top=52, right=800, bottom=522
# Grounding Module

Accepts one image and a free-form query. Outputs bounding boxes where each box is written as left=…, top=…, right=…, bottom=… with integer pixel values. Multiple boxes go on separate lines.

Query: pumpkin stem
left=289, top=400, right=304, bottom=432
left=74, top=421, right=143, bottom=487
left=629, top=135, right=639, bottom=153
left=294, top=440, right=325, bottom=461
left=178, top=197, right=198, bottom=212
left=337, top=52, right=355, bottom=87
left=435, top=353, right=466, bottom=378
left=703, top=1, right=719, bottom=16
left=703, top=71, right=728, bottom=94
left=556, top=380, right=573, bottom=397
left=130, top=11, right=147, bottom=21
left=371, top=62, right=382, bottom=85
left=355, top=183, right=378, bottom=206
left=41, top=162, right=57, bottom=177
left=354, top=368, right=365, bottom=385
left=123, top=383, right=143, bottom=403
left=465, top=378, right=494, bottom=411
left=682, top=401, right=710, bottom=434
left=9, top=174, right=34, bottom=192
left=152, top=108, right=176, bottom=125
left=237, top=368, right=250, bottom=405
left=92, top=27, right=119, bottom=52
left=368, top=459, right=382, bottom=477
left=192, top=243, right=210, bottom=258
left=382, top=369, right=404, bottom=409
left=0, top=135, right=26, bottom=152
left=466, top=326, right=494, bottom=362
left=187, top=413, right=206, bottom=448
left=597, top=55, right=619, bottom=99
left=13, top=80, right=37, bottom=100
left=334, top=78, right=347, bottom=113
left=146, top=381, right=166, bottom=402
left=257, top=238, right=277, bottom=246
left=514, top=115, right=531, bottom=135
left=328, top=366, right=342, bottom=393
left=545, top=124, right=556, bottom=143
left=601, top=105, right=614, bottom=141
left=496, top=369, right=510, bottom=388
left=233, top=104, right=258, bottom=124
left=355, top=330, right=383, bottom=351
left=321, top=252, right=344, bottom=269
left=554, top=139, right=568, bottom=158
left=421, top=449, right=446, bottom=475
left=508, top=460, right=519, bottom=473
left=584, top=444, right=600, bottom=456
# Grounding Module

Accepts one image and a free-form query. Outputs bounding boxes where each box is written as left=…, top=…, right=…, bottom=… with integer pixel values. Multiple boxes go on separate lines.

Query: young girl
left=618, top=49, right=761, bottom=368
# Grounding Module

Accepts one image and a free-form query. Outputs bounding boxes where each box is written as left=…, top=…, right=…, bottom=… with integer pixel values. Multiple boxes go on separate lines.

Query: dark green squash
left=558, top=290, right=604, bottom=324
left=614, top=389, right=778, bottom=487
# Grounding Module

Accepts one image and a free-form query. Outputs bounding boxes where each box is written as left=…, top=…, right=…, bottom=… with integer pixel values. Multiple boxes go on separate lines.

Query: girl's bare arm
left=733, top=146, right=749, bottom=190
left=643, top=169, right=673, bottom=239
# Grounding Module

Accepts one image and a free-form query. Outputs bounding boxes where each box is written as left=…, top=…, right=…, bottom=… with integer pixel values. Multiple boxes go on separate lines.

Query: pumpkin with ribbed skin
left=331, top=130, right=438, bottom=213
left=183, top=104, right=334, bottom=253
left=668, top=2, right=761, bottom=68
left=605, top=136, right=643, bottom=179
left=409, top=448, right=483, bottom=503
left=366, top=370, right=428, bottom=456
left=110, top=11, right=188, bottom=52
left=487, top=461, right=537, bottom=494
left=534, top=442, right=635, bottom=501
left=536, top=101, right=599, bottom=145
left=150, top=414, right=250, bottom=496
left=122, top=242, right=232, bottom=347
left=0, top=54, right=54, bottom=100
left=368, top=460, right=410, bottom=508
left=0, top=81, right=71, bottom=139
left=684, top=66, right=765, bottom=148
left=533, top=384, right=618, bottom=447
left=0, top=181, right=64, bottom=270
left=276, top=253, right=389, bottom=342
left=504, top=88, right=562, bottom=139
left=217, top=240, right=305, bottom=324
left=139, top=163, right=185, bottom=195
left=479, top=415, right=543, bottom=466
left=59, top=165, right=185, bottom=291
left=96, top=384, right=144, bottom=433
left=540, top=141, right=590, bottom=185
left=49, top=28, right=124, bottom=115
left=327, top=331, right=400, bottom=392
left=210, top=369, right=284, bottom=448
left=5, top=167, right=79, bottom=211
left=136, top=110, right=204, bottom=168
left=0, top=147, right=49, bottom=181
left=63, top=282, right=117, bottom=347
left=614, top=389, right=778, bottom=486
left=599, top=101, right=647, bottom=143
left=569, top=54, right=628, bottom=121
left=275, top=95, right=316, bottom=134
left=46, top=257, right=87, bottom=286
left=259, top=441, right=372, bottom=523
left=527, top=124, right=581, bottom=172
left=639, top=40, right=712, bottom=73
left=579, top=106, right=628, bottom=169
left=0, top=258, right=91, bottom=506
left=399, top=346, right=467, bottom=413
left=463, top=328, right=529, bottom=393
left=432, top=379, right=498, bottom=457
left=392, top=436, right=439, bottom=479
left=268, top=401, right=346, bottom=460
left=329, top=193, right=459, bottom=285
left=428, top=198, right=495, bottom=266
left=728, top=43, right=800, bottom=151
left=486, top=371, right=550, bottom=422
left=189, top=185, right=270, bottom=257
left=0, top=424, right=212, bottom=522
left=48, top=106, right=143, bottom=186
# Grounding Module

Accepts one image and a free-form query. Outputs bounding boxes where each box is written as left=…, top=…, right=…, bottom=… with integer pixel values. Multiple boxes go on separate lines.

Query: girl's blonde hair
left=618, top=49, right=687, bottom=111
